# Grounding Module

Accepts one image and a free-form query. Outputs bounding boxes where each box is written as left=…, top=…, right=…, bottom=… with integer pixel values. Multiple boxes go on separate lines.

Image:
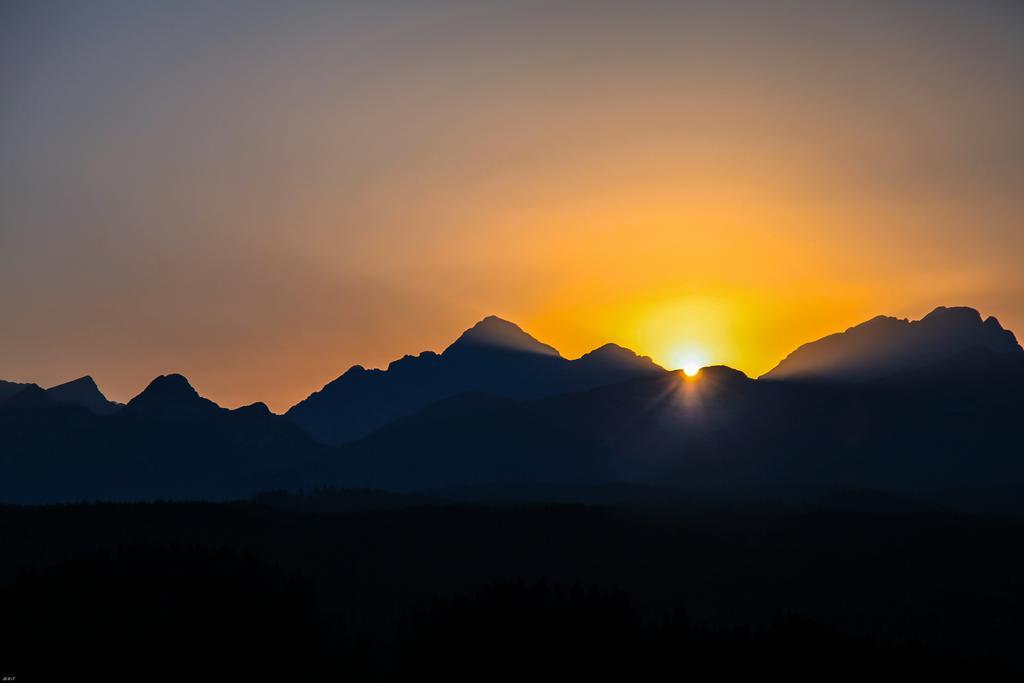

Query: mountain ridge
left=1, top=304, right=1022, bottom=504
left=761, top=306, right=1021, bottom=382
left=124, top=373, right=225, bottom=420
left=284, top=315, right=667, bottom=444
left=0, top=375, right=121, bottom=414
left=46, top=375, right=122, bottom=414
left=443, top=315, right=561, bottom=357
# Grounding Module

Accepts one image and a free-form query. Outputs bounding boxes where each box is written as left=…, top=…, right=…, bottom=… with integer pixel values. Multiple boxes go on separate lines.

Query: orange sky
left=1, top=1, right=1021, bottom=411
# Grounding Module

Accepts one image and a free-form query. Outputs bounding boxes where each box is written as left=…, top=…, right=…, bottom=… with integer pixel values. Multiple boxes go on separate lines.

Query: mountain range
left=0, top=375, right=122, bottom=414
left=1, top=306, right=1021, bottom=504
left=761, top=306, right=1020, bottom=381
left=285, top=315, right=666, bottom=443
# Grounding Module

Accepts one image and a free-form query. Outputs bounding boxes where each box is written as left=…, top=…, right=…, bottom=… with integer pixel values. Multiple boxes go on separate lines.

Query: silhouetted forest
left=1, top=497, right=1021, bottom=680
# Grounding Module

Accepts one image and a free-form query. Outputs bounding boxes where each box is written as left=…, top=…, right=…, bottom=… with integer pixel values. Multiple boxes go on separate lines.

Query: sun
left=669, top=346, right=708, bottom=377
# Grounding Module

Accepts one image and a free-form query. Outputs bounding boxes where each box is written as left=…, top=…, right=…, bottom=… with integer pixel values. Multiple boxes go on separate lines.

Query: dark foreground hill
left=0, top=498, right=1019, bottom=680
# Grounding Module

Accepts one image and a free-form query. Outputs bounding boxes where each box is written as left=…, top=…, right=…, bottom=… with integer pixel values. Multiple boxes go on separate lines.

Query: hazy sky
left=2, top=0, right=1022, bottom=411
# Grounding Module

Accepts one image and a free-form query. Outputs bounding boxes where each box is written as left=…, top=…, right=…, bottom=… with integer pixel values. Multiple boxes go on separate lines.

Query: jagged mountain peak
left=919, top=305, right=982, bottom=325
left=46, top=375, right=121, bottom=415
left=444, top=316, right=561, bottom=358
left=285, top=317, right=670, bottom=444
left=387, top=351, right=441, bottom=373
left=235, top=401, right=271, bottom=414
left=50, top=375, right=98, bottom=390
left=696, top=365, right=750, bottom=382
left=125, top=373, right=223, bottom=419
left=0, top=378, right=32, bottom=401
left=576, top=343, right=661, bottom=368
left=3, top=383, right=53, bottom=407
left=762, top=306, right=1021, bottom=381
left=138, top=373, right=198, bottom=397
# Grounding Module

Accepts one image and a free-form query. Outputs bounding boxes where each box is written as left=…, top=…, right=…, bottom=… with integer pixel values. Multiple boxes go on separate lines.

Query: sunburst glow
left=670, top=346, right=709, bottom=377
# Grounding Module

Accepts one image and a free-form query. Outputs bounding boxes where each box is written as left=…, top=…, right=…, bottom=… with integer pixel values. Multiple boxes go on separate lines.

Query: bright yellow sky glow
left=681, top=363, right=702, bottom=378
left=1, top=2, right=1021, bottom=411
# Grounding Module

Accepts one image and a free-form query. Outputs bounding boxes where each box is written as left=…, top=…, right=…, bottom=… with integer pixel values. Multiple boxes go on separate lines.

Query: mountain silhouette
left=46, top=375, right=122, bottom=414
left=1, top=375, right=122, bottom=414
left=0, top=372, right=326, bottom=503
left=3, top=310, right=1024, bottom=679
left=124, top=373, right=225, bottom=420
left=574, top=342, right=664, bottom=376
left=445, top=315, right=561, bottom=357
left=289, top=347, right=1021, bottom=497
left=2, top=305, right=1022, bottom=506
left=761, top=306, right=1022, bottom=381
left=285, top=315, right=666, bottom=444
left=3, top=383, right=54, bottom=408
left=0, top=378, right=30, bottom=401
